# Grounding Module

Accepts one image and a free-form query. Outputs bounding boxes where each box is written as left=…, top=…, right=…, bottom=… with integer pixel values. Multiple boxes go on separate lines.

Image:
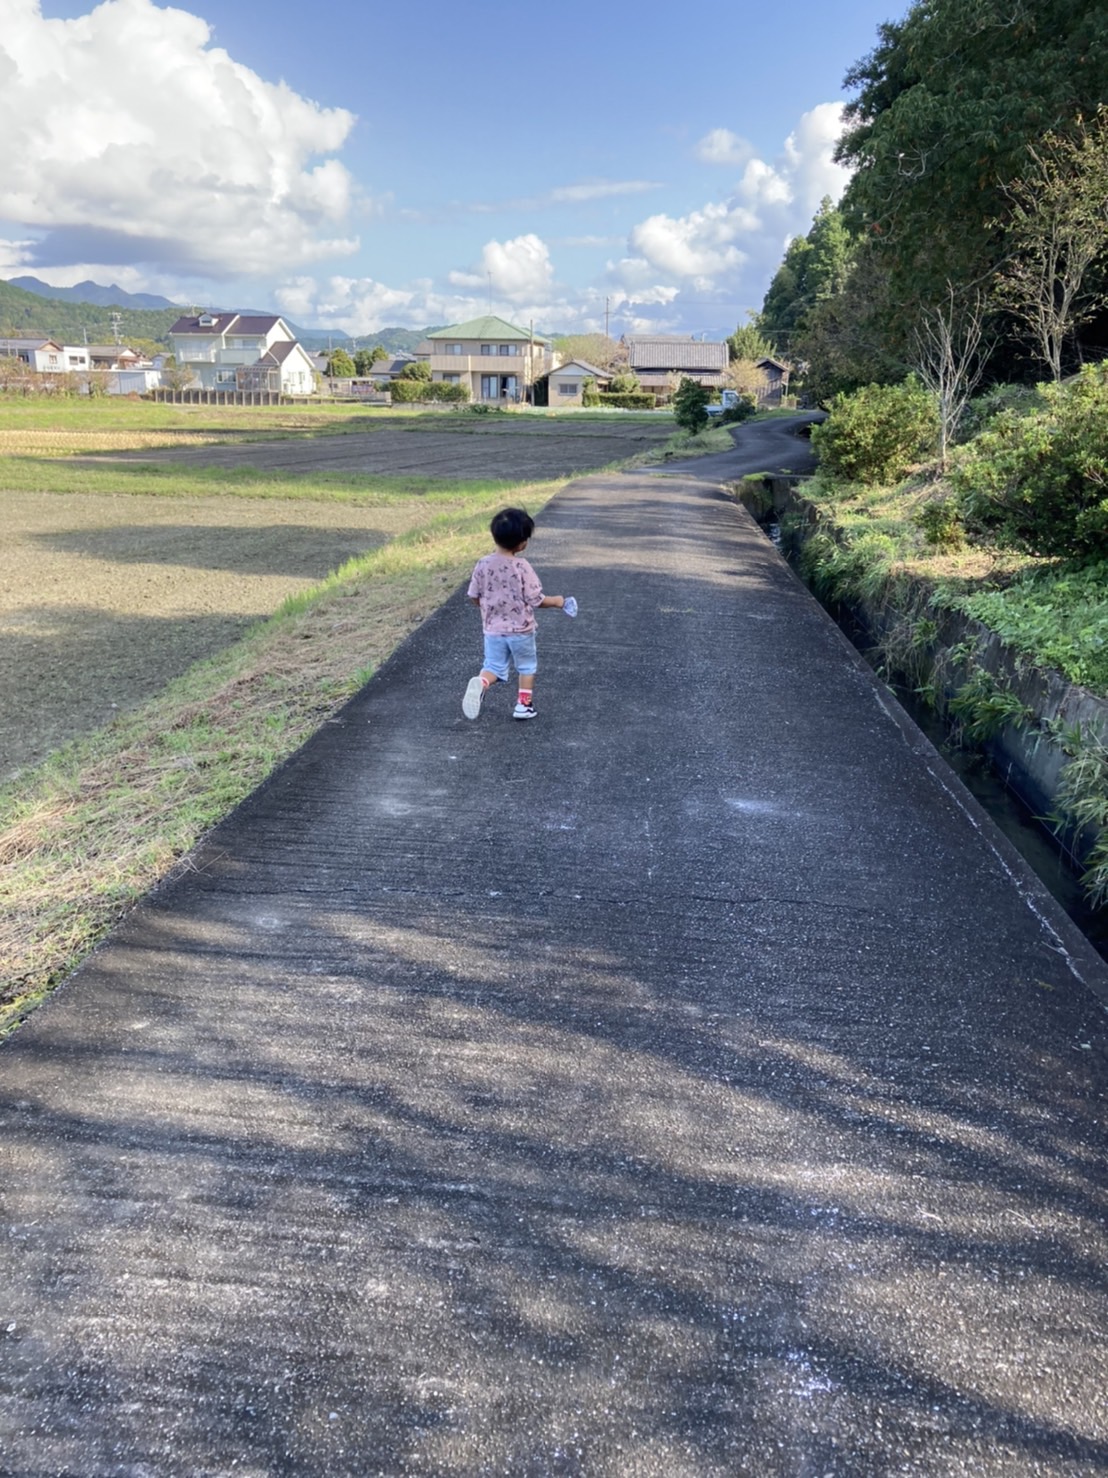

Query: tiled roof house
left=624, top=335, right=729, bottom=390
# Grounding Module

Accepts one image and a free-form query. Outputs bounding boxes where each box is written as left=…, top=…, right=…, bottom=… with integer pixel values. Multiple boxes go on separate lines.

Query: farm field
left=67, top=415, right=675, bottom=481
left=0, top=409, right=674, bottom=778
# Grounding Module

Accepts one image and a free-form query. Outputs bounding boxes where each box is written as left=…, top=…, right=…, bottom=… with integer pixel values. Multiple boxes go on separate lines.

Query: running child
left=462, top=506, right=577, bottom=721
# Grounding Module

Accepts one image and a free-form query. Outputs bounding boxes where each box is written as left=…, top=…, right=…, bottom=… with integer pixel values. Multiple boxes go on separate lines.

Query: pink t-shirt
left=467, top=552, right=544, bottom=635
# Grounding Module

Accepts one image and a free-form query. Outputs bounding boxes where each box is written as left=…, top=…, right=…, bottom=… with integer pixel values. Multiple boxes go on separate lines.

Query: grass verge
left=0, top=485, right=559, bottom=1035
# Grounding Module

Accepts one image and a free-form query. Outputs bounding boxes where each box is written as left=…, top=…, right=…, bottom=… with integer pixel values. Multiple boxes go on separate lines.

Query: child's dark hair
left=490, top=506, right=535, bottom=551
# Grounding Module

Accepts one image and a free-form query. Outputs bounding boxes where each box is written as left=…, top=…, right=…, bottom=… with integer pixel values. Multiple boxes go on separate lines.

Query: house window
left=499, top=344, right=518, bottom=356
left=48, top=354, right=58, bottom=365
left=480, top=344, right=493, bottom=356
left=480, top=375, right=499, bottom=400
left=443, top=373, right=460, bottom=383
left=558, top=383, right=578, bottom=397
left=215, top=370, right=236, bottom=385
left=68, top=355, right=82, bottom=366
left=447, top=343, right=463, bottom=355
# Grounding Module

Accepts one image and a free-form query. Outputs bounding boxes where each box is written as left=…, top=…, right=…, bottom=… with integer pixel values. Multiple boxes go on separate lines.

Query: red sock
left=518, top=689, right=532, bottom=706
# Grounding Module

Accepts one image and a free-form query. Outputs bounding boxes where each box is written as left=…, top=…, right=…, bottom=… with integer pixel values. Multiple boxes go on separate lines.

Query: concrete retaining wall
left=737, top=475, right=1108, bottom=861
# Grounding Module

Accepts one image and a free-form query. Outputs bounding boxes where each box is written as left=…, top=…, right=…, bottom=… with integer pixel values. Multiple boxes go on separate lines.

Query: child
left=463, top=506, right=577, bottom=721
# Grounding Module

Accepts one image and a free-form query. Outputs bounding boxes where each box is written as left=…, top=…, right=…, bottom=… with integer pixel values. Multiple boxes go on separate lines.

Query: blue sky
left=4, top=0, right=906, bottom=337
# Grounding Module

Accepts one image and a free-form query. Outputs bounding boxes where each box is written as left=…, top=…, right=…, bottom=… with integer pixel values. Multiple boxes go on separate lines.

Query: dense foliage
left=810, top=379, right=938, bottom=485
left=837, top=0, right=1108, bottom=322
left=952, top=364, right=1108, bottom=556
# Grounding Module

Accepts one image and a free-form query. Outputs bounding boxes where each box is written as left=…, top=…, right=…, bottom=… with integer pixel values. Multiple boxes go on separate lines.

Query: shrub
left=597, top=391, right=655, bottom=410
left=389, top=380, right=469, bottom=403
left=810, top=378, right=938, bottom=484
left=673, top=377, right=711, bottom=434
left=951, top=364, right=1108, bottom=557
left=914, top=497, right=966, bottom=550
left=959, top=382, right=1043, bottom=440
left=581, top=376, right=601, bottom=408
left=400, top=360, right=432, bottom=381
left=720, top=397, right=756, bottom=424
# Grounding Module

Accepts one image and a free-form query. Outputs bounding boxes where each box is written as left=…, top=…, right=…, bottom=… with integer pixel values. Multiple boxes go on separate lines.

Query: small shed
left=547, top=359, right=610, bottom=406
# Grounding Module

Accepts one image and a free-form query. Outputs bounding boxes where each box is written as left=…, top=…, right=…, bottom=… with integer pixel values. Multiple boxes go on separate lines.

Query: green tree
left=553, top=333, right=625, bottom=371
left=837, top=0, right=1108, bottom=333
left=760, top=198, right=854, bottom=351
left=400, top=359, right=432, bottom=380
left=608, top=368, right=640, bottom=394
left=727, top=317, right=774, bottom=363
left=326, top=348, right=355, bottom=378
left=673, top=377, right=711, bottom=434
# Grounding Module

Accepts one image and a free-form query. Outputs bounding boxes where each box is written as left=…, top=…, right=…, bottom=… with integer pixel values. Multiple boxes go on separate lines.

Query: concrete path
left=2, top=442, right=1106, bottom=1476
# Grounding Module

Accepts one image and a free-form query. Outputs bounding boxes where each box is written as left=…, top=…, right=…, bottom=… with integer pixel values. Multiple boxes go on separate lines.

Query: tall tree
left=837, top=0, right=1108, bottom=323
left=760, top=198, right=854, bottom=352
left=726, top=318, right=774, bottom=363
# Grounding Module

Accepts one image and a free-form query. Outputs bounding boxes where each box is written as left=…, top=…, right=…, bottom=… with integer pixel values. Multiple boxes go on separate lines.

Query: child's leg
left=510, top=634, right=538, bottom=718
left=464, top=637, right=509, bottom=719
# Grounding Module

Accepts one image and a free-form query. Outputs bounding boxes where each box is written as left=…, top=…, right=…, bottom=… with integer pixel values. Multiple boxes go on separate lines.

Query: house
left=416, top=316, right=554, bottom=403
left=168, top=312, right=316, bottom=395
left=0, top=337, right=68, bottom=373
left=623, top=335, right=729, bottom=394
left=365, top=353, right=417, bottom=382
left=547, top=359, right=611, bottom=406
left=754, top=356, right=791, bottom=405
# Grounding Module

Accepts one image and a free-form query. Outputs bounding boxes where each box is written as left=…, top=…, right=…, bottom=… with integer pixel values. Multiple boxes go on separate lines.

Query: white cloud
left=695, top=128, right=755, bottom=168
left=782, top=102, right=852, bottom=211
left=448, top=234, right=554, bottom=304
left=629, top=202, right=756, bottom=279
left=623, top=103, right=852, bottom=294
left=275, top=274, right=415, bottom=333
left=0, top=0, right=360, bottom=279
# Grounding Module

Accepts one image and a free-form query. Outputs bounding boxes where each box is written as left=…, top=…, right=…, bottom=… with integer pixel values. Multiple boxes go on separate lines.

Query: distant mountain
left=0, top=279, right=181, bottom=346
left=1, top=277, right=471, bottom=355
left=9, top=276, right=182, bottom=311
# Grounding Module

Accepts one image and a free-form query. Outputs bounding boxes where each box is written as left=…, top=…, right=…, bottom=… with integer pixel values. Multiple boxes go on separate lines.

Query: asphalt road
left=1, top=428, right=1105, bottom=1476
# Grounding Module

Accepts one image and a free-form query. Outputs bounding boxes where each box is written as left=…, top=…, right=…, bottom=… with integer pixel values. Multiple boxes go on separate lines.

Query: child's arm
left=538, top=594, right=578, bottom=616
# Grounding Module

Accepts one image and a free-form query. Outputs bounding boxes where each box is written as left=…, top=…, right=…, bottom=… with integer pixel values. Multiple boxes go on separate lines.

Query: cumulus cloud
left=782, top=102, right=852, bottom=211
left=448, top=234, right=554, bottom=304
left=695, top=128, right=755, bottom=168
left=0, top=0, right=360, bottom=279
left=629, top=202, right=756, bottom=280
left=624, top=103, right=851, bottom=295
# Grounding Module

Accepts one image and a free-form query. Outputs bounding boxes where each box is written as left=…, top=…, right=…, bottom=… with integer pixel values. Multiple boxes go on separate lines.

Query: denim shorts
left=483, top=631, right=538, bottom=680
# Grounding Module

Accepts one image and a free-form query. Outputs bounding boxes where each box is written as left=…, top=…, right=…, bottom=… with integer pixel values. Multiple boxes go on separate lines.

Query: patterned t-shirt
left=467, top=552, right=544, bottom=635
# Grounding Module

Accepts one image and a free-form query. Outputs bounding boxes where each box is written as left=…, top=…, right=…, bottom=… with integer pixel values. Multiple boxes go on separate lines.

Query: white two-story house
left=168, top=313, right=316, bottom=395
left=417, top=316, right=554, bottom=403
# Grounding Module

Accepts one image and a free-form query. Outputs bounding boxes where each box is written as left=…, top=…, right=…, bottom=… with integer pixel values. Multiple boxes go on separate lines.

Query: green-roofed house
left=415, top=316, right=554, bottom=404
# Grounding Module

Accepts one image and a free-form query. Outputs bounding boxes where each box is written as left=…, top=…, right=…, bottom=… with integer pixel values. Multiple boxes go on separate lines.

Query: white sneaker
left=463, top=676, right=485, bottom=719
left=513, top=702, right=538, bottom=720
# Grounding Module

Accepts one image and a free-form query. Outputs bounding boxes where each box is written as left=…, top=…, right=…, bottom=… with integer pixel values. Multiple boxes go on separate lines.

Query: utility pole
left=605, top=296, right=610, bottom=340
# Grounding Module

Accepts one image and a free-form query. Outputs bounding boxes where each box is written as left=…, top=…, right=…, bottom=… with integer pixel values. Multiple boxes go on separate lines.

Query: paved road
left=2, top=434, right=1106, bottom=1475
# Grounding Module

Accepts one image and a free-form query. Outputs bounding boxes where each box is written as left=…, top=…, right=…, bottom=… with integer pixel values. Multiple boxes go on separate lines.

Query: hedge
left=597, top=392, right=656, bottom=410
left=389, top=380, right=470, bottom=403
